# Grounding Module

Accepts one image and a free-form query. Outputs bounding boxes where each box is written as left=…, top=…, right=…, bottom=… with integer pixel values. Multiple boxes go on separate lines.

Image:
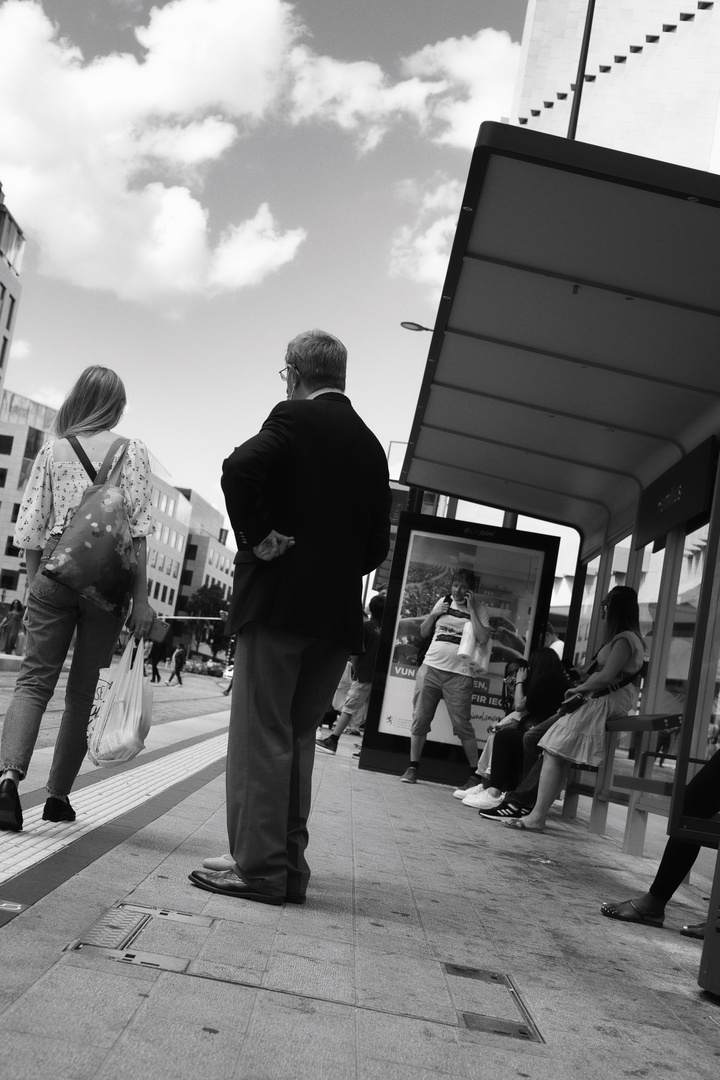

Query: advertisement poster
left=361, top=514, right=559, bottom=779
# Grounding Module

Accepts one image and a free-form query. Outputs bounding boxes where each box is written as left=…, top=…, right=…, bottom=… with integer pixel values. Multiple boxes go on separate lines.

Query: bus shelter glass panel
left=670, top=521, right=719, bottom=845
left=573, top=557, right=600, bottom=669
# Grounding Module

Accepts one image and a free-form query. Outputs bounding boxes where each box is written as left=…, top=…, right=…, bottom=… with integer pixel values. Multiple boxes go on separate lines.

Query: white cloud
left=288, top=29, right=519, bottom=151
left=209, top=203, right=307, bottom=288
left=28, top=384, right=65, bottom=410
left=0, top=0, right=304, bottom=302
left=402, top=30, right=520, bottom=148
left=389, top=177, right=464, bottom=290
left=7, top=338, right=31, bottom=362
left=288, top=46, right=446, bottom=152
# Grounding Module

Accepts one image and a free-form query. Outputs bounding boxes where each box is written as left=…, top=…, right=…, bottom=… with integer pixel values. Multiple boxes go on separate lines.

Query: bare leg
left=460, top=736, right=479, bottom=771
left=521, top=752, right=570, bottom=830
left=410, top=734, right=426, bottom=762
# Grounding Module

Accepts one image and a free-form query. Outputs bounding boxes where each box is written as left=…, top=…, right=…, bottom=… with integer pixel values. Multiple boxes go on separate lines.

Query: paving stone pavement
left=0, top=695, right=719, bottom=1079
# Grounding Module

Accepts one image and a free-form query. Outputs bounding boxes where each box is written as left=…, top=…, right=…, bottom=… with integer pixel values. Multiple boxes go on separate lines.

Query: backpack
left=43, top=436, right=138, bottom=618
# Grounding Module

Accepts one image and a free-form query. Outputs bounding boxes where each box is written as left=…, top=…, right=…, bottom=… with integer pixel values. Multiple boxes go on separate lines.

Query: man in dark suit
left=189, top=329, right=391, bottom=905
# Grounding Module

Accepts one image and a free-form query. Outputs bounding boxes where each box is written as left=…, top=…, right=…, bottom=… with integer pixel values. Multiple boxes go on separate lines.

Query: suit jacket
left=222, top=392, right=391, bottom=653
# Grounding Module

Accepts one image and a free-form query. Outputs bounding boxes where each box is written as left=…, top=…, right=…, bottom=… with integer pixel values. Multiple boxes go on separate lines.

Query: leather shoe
left=0, top=778, right=23, bottom=832
left=680, top=920, right=706, bottom=939
left=188, top=869, right=285, bottom=905
left=43, top=796, right=76, bottom=822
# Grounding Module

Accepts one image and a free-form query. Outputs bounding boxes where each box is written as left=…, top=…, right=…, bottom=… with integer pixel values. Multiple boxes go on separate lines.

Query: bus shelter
left=360, top=123, right=720, bottom=994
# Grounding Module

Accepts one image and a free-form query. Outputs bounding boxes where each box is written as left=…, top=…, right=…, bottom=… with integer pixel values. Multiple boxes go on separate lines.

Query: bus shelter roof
left=401, top=123, right=720, bottom=562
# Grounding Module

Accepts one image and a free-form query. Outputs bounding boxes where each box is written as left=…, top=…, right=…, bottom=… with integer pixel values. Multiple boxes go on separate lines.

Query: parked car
left=223, top=662, right=234, bottom=681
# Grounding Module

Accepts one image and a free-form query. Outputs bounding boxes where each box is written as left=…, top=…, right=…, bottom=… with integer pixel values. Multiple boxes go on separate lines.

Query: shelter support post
left=623, top=526, right=684, bottom=855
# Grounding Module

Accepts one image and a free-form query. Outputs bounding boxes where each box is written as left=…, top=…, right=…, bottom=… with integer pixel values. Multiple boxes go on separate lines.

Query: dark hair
left=10, top=600, right=23, bottom=612
left=286, top=329, right=346, bottom=391
left=55, top=366, right=126, bottom=438
left=604, top=585, right=644, bottom=645
left=525, top=646, right=565, bottom=694
left=452, top=568, right=477, bottom=591
left=501, top=659, right=522, bottom=711
left=368, top=594, right=385, bottom=621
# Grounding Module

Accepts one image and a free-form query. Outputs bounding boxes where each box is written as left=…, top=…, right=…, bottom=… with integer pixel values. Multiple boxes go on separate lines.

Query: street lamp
left=400, top=321, right=432, bottom=332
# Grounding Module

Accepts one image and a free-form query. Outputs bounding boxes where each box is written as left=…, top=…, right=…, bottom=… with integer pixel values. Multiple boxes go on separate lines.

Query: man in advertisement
left=400, top=568, right=492, bottom=784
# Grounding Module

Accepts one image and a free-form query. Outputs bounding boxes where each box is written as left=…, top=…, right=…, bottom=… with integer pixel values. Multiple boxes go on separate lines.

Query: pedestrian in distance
left=0, top=367, right=155, bottom=832
left=189, top=328, right=391, bottom=906
left=166, top=643, right=186, bottom=686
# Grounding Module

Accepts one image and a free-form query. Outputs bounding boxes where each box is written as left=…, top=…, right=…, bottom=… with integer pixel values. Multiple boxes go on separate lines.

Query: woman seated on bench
left=505, top=585, right=645, bottom=833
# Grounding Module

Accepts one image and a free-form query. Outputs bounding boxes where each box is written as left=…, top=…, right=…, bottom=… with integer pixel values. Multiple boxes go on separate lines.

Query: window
left=147, top=578, right=153, bottom=595
left=23, top=428, right=44, bottom=460
left=151, top=487, right=160, bottom=507
left=159, top=493, right=167, bottom=513
left=5, top=295, right=16, bottom=331
left=10, top=503, right=20, bottom=523
left=187, top=544, right=197, bottom=561
left=181, top=570, right=193, bottom=586
left=0, top=570, right=19, bottom=590
left=161, top=525, right=169, bottom=544
left=5, top=537, right=20, bottom=557
left=0, top=435, right=13, bottom=455
left=153, top=582, right=161, bottom=599
left=157, top=554, right=165, bottom=573
left=0, top=469, right=7, bottom=488
left=161, top=585, right=167, bottom=602
left=176, top=534, right=184, bottom=552
left=168, top=498, right=176, bottom=516
left=172, top=560, right=179, bottom=578
left=154, top=522, right=162, bottom=540
left=149, top=548, right=157, bottom=568
left=170, top=529, right=177, bottom=548
left=168, top=588, right=175, bottom=605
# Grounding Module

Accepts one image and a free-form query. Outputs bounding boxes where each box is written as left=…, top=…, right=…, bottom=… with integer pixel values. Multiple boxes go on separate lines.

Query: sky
left=0, top=0, right=530, bottom=536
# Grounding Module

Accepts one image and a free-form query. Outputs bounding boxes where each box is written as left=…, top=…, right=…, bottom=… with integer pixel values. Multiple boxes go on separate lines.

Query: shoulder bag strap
left=67, top=435, right=97, bottom=481
left=95, top=438, right=129, bottom=486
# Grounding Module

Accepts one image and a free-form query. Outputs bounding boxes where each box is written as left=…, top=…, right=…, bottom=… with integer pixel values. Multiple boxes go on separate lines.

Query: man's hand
left=253, top=530, right=295, bottom=562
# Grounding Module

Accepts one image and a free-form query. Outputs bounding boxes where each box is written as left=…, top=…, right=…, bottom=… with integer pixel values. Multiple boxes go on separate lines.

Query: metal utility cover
left=402, top=122, right=720, bottom=560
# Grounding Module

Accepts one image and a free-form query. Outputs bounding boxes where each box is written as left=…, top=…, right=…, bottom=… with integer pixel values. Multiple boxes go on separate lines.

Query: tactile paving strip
left=0, top=733, right=227, bottom=885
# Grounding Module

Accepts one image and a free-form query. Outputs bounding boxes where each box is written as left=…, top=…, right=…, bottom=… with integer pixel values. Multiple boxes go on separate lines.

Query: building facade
left=175, top=489, right=235, bottom=614
left=511, top=0, right=720, bottom=171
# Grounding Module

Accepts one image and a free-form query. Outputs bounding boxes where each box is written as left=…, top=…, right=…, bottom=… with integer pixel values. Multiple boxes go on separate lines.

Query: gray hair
left=286, top=329, right=346, bottom=391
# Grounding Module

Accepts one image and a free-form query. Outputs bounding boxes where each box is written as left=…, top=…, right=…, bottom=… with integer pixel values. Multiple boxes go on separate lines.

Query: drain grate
left=444, top=964, right=544, bottom=1043
left=67, top=903, right=213, bottom=952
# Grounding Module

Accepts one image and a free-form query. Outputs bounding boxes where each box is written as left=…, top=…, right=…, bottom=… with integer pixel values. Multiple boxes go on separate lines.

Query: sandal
left=503, top=819, right=545, bottom=833
left=600, top=899, right=664, bottom=927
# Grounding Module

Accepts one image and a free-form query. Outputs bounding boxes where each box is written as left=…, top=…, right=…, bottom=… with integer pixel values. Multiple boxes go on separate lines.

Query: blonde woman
left=0, top=367, right=155, bottom=831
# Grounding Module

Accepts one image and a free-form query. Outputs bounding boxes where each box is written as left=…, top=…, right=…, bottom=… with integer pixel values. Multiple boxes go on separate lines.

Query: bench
left=562, top=712, right=682, bottom=854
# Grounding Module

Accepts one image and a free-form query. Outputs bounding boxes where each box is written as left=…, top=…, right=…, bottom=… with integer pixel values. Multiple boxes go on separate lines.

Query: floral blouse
left=14, top=438, right=154, bottom=549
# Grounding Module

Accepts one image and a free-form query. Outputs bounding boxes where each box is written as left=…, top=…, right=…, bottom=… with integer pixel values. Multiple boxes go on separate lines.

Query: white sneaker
left=454, top=782, right=483, bottom=800
left=202, top=853, right=235, bottom=871
left=462, top=789, right=504, bottom=809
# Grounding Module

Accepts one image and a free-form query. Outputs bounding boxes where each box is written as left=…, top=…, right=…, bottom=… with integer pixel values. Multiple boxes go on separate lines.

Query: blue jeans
left=0, top=542, right=124, bottom=796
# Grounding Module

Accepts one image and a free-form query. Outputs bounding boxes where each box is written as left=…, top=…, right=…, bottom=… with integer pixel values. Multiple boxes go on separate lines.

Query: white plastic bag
left=457, top=620, right=491, bottom=676
left=87, top=638, right=152, bottom=765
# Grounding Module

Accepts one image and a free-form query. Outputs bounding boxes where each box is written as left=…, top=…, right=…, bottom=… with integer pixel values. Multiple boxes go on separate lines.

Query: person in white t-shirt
left=543, top=623, right=565, bottom=659
left=400, top=569, right=491, bottom=784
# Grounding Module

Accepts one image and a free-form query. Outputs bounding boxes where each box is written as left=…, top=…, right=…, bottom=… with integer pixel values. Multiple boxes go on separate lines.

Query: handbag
left=43, top=436, right=138, bottom=618
left=457, top=618, right=491, bottom=676
left=87, top=637, right=152, bottom=765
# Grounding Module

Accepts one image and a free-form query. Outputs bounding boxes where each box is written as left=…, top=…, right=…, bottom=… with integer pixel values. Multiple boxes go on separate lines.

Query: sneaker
left=352, top=749, right=361, bottom=758
left=462, top=788, right=504, bottom=809
left=480, top=803, right=531, bottom=821
left=452, top=774, right=483, bottom=799
left=453, top=779, right=483, bottom=800
left=400, top=766, right=418, bottom=784
left=315, top=736, right=337, bottom=755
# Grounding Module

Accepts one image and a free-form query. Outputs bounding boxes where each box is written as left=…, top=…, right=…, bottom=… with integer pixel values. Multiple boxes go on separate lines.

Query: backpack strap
left=67, top=435, right=97, bottom=481
left=95, top=438, right=130, bottom=486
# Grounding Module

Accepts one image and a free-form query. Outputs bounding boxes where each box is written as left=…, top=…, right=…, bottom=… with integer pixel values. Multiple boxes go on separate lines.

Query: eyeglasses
left=279, top=363, right=297, bottom=382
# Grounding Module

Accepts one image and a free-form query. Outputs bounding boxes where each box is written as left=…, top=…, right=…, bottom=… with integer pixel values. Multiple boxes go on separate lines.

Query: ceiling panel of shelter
left=435, top=335, right=708, bottom=439
left=469, top=158, right=720, bottom=311
left=402, top=124, right=720, bottom=560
